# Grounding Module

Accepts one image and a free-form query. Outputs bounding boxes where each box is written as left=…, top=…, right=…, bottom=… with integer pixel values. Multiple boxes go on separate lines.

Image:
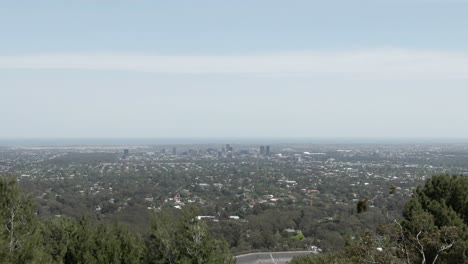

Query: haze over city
left=2, top=2, right=468, bottom=264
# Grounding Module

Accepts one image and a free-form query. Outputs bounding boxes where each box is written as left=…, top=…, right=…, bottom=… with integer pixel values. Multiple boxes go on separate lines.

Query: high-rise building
left=188, top=149, right=197, bottom=156
left=172, top=147, right=177, bottom=155
left=265, top=145, right=271, bottom=156
left=122, top=149, right=129, bottom=159
left=260, top=146, right=265, bottom=155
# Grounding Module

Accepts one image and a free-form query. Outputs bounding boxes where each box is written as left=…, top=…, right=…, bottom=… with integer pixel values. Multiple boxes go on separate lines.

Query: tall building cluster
left=123, top=149, right=129, bottom=159
left=153, top=143, right=272, bottom=159
left=259, top=145, right=271, bottom=157
left=225, top=144, right=233, bottom=159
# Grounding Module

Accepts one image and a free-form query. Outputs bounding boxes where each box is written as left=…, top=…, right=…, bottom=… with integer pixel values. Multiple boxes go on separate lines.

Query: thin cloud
left=1, top=49, right=468, bottom=79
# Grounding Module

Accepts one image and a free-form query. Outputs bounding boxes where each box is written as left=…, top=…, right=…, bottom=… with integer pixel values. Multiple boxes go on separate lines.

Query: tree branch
left=415, top=231, right=426, bottom=264
left=394, top=219, right=411, bottom=264
left=9, top=207, right=16, bottom=253
left=432, top=241, right=455, bottom=264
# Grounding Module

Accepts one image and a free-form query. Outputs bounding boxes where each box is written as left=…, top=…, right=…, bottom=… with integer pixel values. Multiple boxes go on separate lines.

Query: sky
left=1, top=0, right=468, bottom=139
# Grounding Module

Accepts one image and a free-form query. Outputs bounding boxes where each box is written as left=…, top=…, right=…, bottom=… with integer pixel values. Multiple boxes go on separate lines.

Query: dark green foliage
left=0, top=178, right=50, bottom=263
left=401, top=174, right=468, bottom=264
left=42, top=217, right=144, bottom=264
left=403, top=174, right=467, bottom=228
left=356, top=198, right=368, bottom=213
left=145, top=207, right=235, bottom=264
left=292, top=174, right=468, bottom=264
left=291, top=228, right=403, bottom=264
left=0, top=177, right=234, bottom=264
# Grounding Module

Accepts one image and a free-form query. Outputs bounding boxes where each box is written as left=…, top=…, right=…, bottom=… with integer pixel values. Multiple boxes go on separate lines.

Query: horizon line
left=2, top=48, right=468, bottom=80
left=2, top=137, right=468, bottom=147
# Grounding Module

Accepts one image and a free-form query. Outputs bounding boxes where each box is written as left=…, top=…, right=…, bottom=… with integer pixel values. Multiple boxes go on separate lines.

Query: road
left=236, top=251, right=313, bottom=264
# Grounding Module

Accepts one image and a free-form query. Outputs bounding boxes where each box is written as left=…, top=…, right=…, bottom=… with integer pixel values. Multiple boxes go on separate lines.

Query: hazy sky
left=1, top=0, right=468, bottom=138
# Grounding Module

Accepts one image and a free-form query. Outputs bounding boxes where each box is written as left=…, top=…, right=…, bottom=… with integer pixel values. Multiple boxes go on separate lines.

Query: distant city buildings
left=259, top=145, right=271, bottom=157
left=188, top=149, right=197, bottom=156
left=226, top=144, right=233, bottom=152
left=123, top=149, right=129, bottom=159
left=156, top=143, right=275, bottom=159
left=225, top=144, right=233, bottom=158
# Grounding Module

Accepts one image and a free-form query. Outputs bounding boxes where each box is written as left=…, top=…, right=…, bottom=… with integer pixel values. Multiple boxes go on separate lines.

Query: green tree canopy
left=402, top=174, right=468, bottom=264
left=0, top=178, right=49, bottom=263
left=145, top=207, right=235, bottom=264
left=291, top=174, right=468, bottom=264
left=0, top=177, right=234, bottom=264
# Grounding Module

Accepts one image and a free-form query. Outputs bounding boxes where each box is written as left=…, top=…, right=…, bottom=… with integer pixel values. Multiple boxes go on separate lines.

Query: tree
left=356, top=198, right=368, bottom=213
left=0, top=178, right=236, bottom=263
left=145, top=207, right=235, bottom=264
left=401, top=174, right=468, bottom=263
left=42, top=216, right=145, bottom=264
left=0, top=178, right=50, bottom=263
left=292, top=174, right=468, bottom=264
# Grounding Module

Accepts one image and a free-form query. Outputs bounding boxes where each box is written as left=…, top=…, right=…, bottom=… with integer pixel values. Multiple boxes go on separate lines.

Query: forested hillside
left=0, top=177, right=234, bottom=264
left=1, top=174, right=466, bottom=263
left=291, top=174, right=468, bottom=264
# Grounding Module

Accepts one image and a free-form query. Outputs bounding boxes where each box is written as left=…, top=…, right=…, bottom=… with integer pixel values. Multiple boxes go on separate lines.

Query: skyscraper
left=265, top=145, right=270, bottom=156
left=122, top=149, right=129, bottom=159
left=172, top=147, right=177, bottom=155
left=226, top=144, right=233, bottom=152
left=260, top=146, right=265, bottom=156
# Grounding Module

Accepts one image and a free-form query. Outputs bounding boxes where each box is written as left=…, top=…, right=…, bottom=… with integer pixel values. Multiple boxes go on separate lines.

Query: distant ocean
left=1, top=138, right=468, bottom=146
